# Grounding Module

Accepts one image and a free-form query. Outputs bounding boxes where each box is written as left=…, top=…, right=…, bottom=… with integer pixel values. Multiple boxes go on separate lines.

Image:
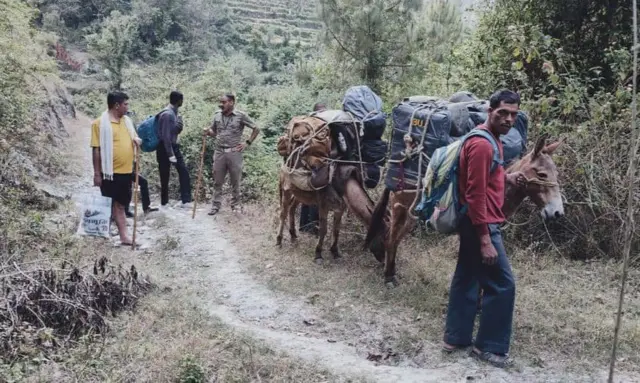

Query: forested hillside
left=2, top=0, right=640, bottom=380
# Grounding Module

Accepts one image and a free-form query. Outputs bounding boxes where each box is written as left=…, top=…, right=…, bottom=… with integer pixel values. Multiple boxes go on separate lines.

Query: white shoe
left=181, top=202, right=193, bottom=209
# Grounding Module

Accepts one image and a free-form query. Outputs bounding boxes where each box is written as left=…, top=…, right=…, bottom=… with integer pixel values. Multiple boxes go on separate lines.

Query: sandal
left=442, top=342, right=471, bottom=353
left=470, top=348, right=514, bottom=368
left=208, top=208, right=219, bottom=216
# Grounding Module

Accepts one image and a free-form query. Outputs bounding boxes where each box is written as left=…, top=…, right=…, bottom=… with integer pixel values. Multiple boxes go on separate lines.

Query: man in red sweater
left=442, top=89, right=526, bottom=368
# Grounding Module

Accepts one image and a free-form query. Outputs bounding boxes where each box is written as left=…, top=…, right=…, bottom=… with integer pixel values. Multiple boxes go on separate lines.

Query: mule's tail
left=364, top=187, right=391, bottom=250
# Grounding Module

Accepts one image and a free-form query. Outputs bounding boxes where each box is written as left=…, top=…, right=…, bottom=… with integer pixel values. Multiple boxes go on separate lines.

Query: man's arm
left=242, top=113, right=260, bottom=144
left=90, top=122, right=102, bottom=186
left=462, top=139, right=493, bottom=237
left=92, top=147, right=102, bottom=186
left=157, top=112, right=175, bottom=158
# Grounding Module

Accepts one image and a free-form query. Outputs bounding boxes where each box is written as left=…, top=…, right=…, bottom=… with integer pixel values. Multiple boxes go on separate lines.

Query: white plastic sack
left=76, top=192, right=112, bottom=238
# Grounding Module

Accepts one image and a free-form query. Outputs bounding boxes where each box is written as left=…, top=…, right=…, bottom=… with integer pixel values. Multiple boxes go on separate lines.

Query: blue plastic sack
left=342, top=85, right=387, bottom=140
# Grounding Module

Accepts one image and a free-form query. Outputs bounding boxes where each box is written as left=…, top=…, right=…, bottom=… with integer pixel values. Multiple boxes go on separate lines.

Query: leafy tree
left=131, top=0, right=234, bottom=60
left=318, top=0, right=423, bottom=91
left=420, top=0, right=466, bottom=63
left=469, top=0, right=634, bottom=93
left=29, top=0, right=130, bottom=35
left=86, top=10, right=137, bottom=90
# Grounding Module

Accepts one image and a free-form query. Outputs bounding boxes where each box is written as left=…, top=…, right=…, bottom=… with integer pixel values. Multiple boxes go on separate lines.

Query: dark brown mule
left=276, top=168, right=380, bottom=263
left=364, top=135, right=564, bottom=287
left=276, top=117, right=384, bottom=263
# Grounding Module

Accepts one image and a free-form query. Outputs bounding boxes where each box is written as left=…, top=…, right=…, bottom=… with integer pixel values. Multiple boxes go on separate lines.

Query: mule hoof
left=290, top=233, right=298, bottom=242
left=331, top=248, right=342, bottom=259
left=276, top=236, right=283, bottom=247
left=384, top=276, right=398, bottom=288
left=314, top=257, right=324, bottom=265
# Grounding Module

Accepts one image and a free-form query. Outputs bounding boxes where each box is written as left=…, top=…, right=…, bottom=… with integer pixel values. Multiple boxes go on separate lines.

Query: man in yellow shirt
left=90, top=91, right=140, bottom=245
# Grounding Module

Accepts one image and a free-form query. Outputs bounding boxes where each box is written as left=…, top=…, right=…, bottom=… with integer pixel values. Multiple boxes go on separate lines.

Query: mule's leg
left=330, top=209, right=344, bottom=259
left=276, top=191, right=291, bottom=247
left=289, top=200, right=299, bottom=242
left=384, top=202, right=410, bottom=287
left=314, top=205, right=329, bottom=264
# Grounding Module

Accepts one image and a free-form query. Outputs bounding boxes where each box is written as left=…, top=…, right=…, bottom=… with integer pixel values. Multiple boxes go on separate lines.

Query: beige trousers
left=212, top=150, right=243, bottom=209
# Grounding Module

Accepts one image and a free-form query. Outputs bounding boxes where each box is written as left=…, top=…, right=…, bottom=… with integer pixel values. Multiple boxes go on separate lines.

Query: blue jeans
left=443, top=216, right=515, bottom=355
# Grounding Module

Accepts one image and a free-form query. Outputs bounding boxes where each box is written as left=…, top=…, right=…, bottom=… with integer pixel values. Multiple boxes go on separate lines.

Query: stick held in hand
left=192, top=135, right=207, bottom=219
left=132, top=148, right=140, bottom=249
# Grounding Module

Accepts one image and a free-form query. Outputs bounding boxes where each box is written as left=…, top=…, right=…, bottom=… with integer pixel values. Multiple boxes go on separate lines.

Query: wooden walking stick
left=192, top=135, right=207, bottom=219
left=132, top=148, right=140, bottom=249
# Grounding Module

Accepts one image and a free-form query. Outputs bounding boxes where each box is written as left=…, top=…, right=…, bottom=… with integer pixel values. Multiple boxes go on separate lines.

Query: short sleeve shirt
left=212, top=109, right=257, bottom=149
left=90, top=118, right=134, bottom=174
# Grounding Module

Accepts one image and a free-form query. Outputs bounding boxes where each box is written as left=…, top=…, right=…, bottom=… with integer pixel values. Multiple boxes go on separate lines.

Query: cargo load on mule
left=276, top=85, right=389, bottom=191
left=341, top=85, right=388, bottom=189
left=383, top=91, right=529, bottom=192
left=276, top=110, right=362, bottom=191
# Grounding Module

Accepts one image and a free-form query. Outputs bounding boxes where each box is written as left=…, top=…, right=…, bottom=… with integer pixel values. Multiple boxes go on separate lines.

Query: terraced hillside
left=226, top=0, right=323, bottom=46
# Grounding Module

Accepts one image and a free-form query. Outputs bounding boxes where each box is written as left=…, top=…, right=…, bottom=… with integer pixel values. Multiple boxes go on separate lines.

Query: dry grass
left=0, top=204, right=345, bottom=383
left=17, top=290, right=340, bottom=383
left=223, top=202, right=640, bottom=375
left=0, top=256, right=153, bottom=364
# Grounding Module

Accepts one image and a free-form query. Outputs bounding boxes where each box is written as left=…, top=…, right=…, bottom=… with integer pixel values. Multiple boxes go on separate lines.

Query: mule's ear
left=533, top=133, right=548, bottom=158
left=543, top=139, right=562, bottom=155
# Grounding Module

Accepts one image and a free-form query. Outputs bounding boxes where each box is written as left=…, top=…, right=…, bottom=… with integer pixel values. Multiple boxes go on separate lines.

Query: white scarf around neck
left=99, top=110, right=138, bottom=180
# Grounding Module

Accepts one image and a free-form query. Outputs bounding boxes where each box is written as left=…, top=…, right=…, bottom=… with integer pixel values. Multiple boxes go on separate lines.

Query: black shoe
left=144, top=206, right=159, bottom=214
left=125, top=210, right=134, bottom=218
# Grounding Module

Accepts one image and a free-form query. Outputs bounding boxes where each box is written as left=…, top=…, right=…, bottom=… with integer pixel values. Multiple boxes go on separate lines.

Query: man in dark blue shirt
left=156, top=91, right=192, bottom=208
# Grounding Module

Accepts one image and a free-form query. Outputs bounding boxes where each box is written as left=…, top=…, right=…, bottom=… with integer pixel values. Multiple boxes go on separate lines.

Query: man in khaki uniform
left=203, top=93, right=260, bottom=215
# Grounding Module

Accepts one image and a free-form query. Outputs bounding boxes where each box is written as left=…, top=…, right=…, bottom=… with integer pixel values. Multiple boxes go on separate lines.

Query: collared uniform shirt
left=212, top=109, right=257, bottom=150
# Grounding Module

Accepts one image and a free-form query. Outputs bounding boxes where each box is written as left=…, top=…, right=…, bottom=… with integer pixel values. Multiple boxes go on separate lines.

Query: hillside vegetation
left=2, top=0, right=640, bottom=379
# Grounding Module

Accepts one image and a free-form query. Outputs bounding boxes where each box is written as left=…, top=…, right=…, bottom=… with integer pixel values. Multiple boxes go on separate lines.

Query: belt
left=217, top=146, right=236, bottom=153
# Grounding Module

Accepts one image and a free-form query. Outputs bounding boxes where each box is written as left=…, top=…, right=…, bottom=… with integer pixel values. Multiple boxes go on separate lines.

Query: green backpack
left=415, top=128, right=503, bottom=234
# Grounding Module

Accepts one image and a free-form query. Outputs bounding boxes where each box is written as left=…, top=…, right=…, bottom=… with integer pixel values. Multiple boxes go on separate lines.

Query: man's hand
left=133, top=137, right=142, bottom=147
left=203, top=128, right=212, bottom=137
left=507, top=171, right=527, bottom=188
left=479, top=234, right=498, bottom=265
left=93, top=174, right=102, bottom=187
left=235, top=143, right=247, bottom=152
left=169, top=156, right=177, bottom=163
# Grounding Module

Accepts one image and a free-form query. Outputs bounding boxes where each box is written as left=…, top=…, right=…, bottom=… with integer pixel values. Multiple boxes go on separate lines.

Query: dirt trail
left=57, top=112, right=631, bottom=383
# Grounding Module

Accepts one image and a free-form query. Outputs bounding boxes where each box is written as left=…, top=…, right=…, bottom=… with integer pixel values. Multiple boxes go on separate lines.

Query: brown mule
left=364, top=135, right=565, bottom=287
left=276, top=164, right=383, bottom=263
left=276, top=116, right=384, bottom=263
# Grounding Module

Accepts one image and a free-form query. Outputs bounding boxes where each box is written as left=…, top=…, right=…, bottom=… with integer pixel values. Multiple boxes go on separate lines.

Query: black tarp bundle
left=383, top=95, right=529, bottom=191
left=341, top=85, right=389, bottom=188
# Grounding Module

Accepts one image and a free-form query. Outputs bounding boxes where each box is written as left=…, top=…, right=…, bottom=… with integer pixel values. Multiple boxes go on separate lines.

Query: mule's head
left=512, top=134, right=565, bottom=220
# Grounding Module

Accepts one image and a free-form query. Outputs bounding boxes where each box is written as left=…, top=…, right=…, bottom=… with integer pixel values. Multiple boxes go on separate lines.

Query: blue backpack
left=137, top=108, right=172, bottom=153
left=414, top=128, right=503, bottom=234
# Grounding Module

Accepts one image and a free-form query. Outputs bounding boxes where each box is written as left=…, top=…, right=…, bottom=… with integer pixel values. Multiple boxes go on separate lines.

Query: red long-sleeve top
left=458, top=125, right=505, bottom=236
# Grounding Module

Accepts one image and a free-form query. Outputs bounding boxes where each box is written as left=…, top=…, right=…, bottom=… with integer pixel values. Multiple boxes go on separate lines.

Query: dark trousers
left=443, top=216, right=515, bottom=355
left=299, top=204, right=319, bottom=231
left=156, top=142, right=192, bottom=205
left=127, top=172, right=150, bottom=212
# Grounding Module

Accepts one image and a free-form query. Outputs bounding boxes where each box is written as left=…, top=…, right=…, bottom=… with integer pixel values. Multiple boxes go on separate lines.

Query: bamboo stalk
left=608, top=1, right=638, bottom=381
